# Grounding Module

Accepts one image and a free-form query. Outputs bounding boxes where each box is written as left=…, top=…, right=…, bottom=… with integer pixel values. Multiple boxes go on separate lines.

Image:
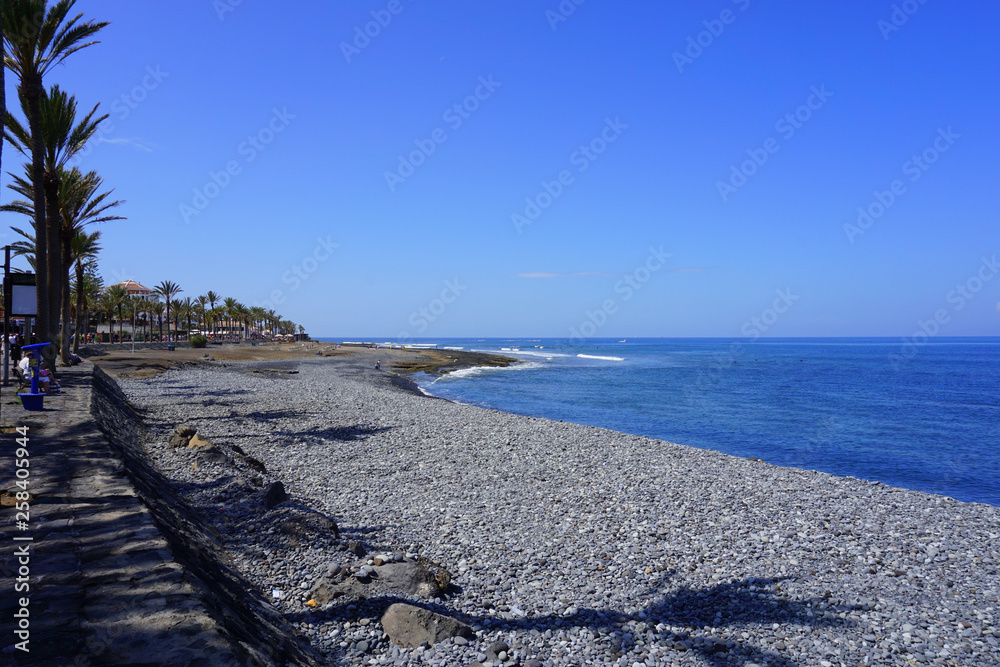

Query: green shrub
left=189, top=335, right=208, bottom=348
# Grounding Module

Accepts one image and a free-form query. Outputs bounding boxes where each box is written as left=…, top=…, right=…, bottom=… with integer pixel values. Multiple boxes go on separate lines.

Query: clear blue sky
left=4, top=0, right=998, bottom=338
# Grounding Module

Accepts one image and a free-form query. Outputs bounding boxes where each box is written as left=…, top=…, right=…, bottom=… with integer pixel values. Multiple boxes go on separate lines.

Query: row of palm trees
left=77, top=280, right=301, bottom=350
left=2, top=3, right=305, bottom=360
left=1, top=0, right=120, bottom=366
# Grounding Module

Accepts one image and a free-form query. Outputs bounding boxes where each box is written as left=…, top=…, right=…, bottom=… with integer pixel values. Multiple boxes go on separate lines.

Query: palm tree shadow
left=300, top=572, right=856, bottom=667
left=499, top=575, right=851, bottom=666
left=271, top=424, right=396, bottom=443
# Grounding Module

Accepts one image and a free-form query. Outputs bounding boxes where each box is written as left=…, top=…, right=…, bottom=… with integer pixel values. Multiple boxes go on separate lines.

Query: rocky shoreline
left=113, top=355, right=999, bottom=666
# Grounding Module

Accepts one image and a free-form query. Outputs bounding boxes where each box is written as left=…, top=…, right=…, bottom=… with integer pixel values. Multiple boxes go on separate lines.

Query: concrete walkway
left=0, top=362, right=250, bottom=665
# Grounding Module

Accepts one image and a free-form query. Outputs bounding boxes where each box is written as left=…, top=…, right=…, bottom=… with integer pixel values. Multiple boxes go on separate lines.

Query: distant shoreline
left=85, top=340, right=517, bottom=381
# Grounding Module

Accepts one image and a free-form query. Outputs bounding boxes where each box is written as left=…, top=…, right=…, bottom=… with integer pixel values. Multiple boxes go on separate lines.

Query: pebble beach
left=116, top=353, right=1000, bottom=667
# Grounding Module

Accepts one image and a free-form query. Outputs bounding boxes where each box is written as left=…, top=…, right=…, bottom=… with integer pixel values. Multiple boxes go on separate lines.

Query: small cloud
left=99, top=136, right=154, bottom=152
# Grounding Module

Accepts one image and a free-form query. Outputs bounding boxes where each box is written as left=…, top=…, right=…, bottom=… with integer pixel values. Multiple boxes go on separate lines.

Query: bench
left=12, top=365, right=32, bottom=392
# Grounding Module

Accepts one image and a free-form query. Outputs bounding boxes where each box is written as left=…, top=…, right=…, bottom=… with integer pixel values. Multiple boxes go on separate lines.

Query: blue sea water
left=319, top=337, right=1000, bottom=506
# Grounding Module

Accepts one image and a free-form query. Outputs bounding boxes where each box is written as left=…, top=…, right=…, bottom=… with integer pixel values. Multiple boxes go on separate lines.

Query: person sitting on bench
left=18, top=352, right=51, bottom=394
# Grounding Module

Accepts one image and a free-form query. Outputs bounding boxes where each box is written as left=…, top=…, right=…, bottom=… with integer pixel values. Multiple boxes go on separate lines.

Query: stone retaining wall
left=89, top=365, right=322, bottom=666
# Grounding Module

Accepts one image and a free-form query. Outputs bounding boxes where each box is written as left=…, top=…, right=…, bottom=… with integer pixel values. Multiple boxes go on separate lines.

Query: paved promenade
left=0, top=362, right=248, bottom=665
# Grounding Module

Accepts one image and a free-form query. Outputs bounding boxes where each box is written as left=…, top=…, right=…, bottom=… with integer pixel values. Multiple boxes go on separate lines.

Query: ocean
left=319, top=337, right=1000, bottom=506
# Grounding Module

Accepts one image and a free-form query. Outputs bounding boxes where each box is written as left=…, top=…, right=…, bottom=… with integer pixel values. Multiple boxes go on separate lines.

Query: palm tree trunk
left=0, top=12, right=5, bottom=214
left=60, top=271, right=71, bottom=362
left=44, top=172, right=62, bottom=355
left=72, top=261, right=85, bottom=354
left=60, top=231, right=72, bottom=363
left=24, top=75, right=49, bottom=358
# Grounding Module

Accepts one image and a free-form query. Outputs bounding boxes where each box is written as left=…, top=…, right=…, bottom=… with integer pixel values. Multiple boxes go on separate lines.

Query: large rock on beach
left=242, top=454, right=267, bottom=473
left=278, top=513, right=339, bottom=539
left=308, top=558, right=442, bottom=603
left=375, top=559, right=443, bottom=598
left=167, top=425, right=197, bottom=448
left=263, top=481, right=288, bottom=509
left=380, top=603, right=472, bottom=648
left=187, top=433, right=213, bottom=448
left=309, top=576, right=356, bottom=605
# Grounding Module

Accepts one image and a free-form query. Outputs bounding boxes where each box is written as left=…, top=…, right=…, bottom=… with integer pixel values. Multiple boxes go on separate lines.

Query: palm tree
left=193, top=303, right=205, bottom=336
left=131, top=296, right=145, bottom=341
left=153, top=280, right=181, bottom=338
left=5, top=225, right=37, bottom=268
left=2, top=0, right=109, bottom=355
left=222, top=297, right=239, bottom=339
left=205, top=290, right=219, bottom=336
left=5, top=166, right=123, bottom=360
left=68, top=261, right=101, bottom=346
left=195, top=294, right=208, bottom=331
left=265, top=309, right=278, bottom=338
left=149, top=300, right=165, bottom=341
left=204, top=307, right=215, bottom=339
left=1, top=8, right=6, bottom=198
left=169, top=298, right=183, bottom=337
left=94, top=290, right=114, bottom=342
left=249, top=306, right=266, bottom=339
left=180, top=297, right=195, bottom=340
left=143, top=297, right=155, bottom=341
left=57, top=168, right=122, bottom=357
left=69, top=228, right=99, bottom=352
left=233, top=303, right=250, bottom=341
left=127, top=295, right=144, bottom=340
left=106, top=284, right=126, bottom=339
left=4, top=94, right=108, bottom=362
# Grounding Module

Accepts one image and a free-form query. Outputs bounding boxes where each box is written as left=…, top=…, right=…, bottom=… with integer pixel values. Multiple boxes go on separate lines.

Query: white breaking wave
left=434, top=361, right=545, bottom=382
left=577, top=354, right=625, bottom=361
left=495, top=349, right=571, bottom=359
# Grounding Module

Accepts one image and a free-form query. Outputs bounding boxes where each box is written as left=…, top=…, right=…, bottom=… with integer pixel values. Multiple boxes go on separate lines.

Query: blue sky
left=3, top=0, right=998, bottom=338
